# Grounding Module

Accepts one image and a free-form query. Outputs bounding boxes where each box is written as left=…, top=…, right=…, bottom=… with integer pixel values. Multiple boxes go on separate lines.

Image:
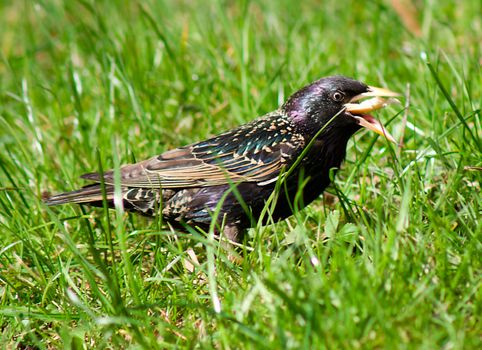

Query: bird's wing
left=81, top=114, right=306, bottom=188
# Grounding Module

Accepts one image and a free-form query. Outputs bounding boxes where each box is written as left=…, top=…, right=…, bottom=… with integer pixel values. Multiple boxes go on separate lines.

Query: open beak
left=344, top=86, right=400, bottom=143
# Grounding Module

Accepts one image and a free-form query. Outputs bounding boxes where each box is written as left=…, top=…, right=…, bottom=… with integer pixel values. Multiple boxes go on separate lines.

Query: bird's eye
left=332, top=91, right=345, bottom=102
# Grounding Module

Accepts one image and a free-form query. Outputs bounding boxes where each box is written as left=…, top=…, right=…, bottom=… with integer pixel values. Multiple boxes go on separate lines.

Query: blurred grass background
left=0, top=0, right=480, bottom=348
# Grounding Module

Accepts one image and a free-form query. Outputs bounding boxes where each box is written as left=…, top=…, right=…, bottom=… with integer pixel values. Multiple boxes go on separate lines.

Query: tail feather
left=45, top=184, right=163, bottom=216
left=44, top=184, right=114, bottom=206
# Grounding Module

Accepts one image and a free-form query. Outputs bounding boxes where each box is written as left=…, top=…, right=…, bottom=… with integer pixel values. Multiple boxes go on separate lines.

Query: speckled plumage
left=45, top=76, right=395, bottom=242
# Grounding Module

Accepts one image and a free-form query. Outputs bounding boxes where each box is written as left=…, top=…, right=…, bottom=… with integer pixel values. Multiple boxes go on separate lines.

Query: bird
left=45, top=75, right=399, bottom=242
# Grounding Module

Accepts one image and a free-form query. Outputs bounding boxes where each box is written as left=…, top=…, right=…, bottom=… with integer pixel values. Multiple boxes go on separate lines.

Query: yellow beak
left=344, top=86, right=400, bottom=143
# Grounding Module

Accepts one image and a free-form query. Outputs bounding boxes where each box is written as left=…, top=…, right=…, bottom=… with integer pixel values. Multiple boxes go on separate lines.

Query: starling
left=45, top=76, right=399, bottom=242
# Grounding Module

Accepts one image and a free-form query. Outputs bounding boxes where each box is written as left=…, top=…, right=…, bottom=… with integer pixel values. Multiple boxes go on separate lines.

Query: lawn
left=0, top=0, right=480, bottom=348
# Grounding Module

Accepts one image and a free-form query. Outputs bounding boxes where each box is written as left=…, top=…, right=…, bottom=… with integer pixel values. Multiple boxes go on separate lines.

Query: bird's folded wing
left=81, top=116, right=305, bottom=188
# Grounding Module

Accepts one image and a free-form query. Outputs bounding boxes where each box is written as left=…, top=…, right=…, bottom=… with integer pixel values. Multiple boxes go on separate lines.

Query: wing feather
left=81, top=113, right=305, bottom=188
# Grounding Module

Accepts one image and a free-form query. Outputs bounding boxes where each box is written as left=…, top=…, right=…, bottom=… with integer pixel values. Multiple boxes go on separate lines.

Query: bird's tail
left=44, top=184, right=114, bottom=206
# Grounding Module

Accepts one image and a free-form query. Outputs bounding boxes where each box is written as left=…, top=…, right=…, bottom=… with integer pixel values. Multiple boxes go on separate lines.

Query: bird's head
left=282, top=75, right=399, bottom=142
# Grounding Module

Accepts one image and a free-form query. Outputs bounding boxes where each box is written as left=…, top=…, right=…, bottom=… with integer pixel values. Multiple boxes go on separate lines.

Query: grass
left=0, top=0, right=480, bottom=348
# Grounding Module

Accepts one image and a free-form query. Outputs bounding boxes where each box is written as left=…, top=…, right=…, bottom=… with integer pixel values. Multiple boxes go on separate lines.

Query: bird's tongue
left=355, top=114, right=396, bottom=143
left=361, top=114, right=376, bottom=124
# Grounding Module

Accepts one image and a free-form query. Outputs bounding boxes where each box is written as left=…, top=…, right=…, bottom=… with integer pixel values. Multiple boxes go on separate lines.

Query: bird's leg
left=215, top=224, right=245, bottom=264
left=222, top=224, right=244, bottom=243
